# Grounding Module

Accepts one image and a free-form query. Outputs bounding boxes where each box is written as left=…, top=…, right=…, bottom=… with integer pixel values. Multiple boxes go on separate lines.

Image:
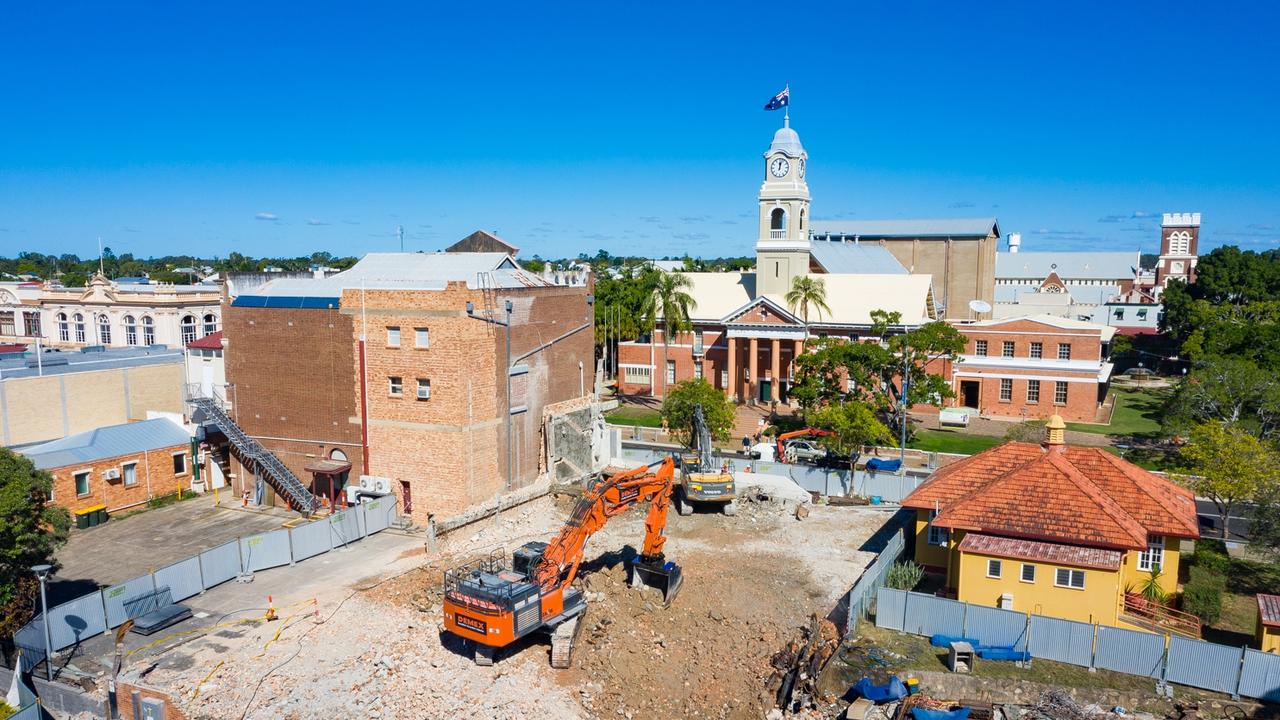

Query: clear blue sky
left=2, top=1, right=1277, bottom=261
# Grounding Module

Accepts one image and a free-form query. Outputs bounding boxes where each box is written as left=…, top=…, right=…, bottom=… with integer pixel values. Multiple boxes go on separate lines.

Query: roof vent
left=1044, top=414, right=1067, bottom=448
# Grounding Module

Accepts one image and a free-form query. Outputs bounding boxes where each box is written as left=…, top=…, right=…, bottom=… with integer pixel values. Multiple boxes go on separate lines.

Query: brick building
left=21, top=417, right=192, bottom=515
left=219, top=249, right=593, bottom=523
left=945, top=315, right=1115, bottom=422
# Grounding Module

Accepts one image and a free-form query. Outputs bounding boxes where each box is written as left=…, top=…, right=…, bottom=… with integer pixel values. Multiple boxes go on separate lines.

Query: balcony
left=1120, top=592, right=1201, bottom=639
left=769, top=229, right=787, bottom=241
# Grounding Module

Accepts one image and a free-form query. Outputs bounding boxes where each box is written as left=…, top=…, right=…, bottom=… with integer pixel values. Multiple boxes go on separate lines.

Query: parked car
left=783, top=439, right=827, bottom=464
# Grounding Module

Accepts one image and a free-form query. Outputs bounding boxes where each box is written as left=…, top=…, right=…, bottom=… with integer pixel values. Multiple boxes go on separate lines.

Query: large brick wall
left=46, top=443, right=190, bottom=515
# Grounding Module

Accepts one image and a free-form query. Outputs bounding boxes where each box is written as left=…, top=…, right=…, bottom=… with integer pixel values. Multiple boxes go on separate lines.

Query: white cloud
left=306, top=218, right=330, bottom=226
left=255, top=212, right=279, bottom=221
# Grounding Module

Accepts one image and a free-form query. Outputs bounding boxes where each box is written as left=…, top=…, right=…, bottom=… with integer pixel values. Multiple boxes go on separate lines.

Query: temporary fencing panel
left=153, top=556, right=203, bottom=602
left=903, top=592, right=965, bottom=637
left=1094, top=625, right=1165, bottom=678
left=10, top=703, right=41, bottom=720
left=290, top=518, right=333, bottom=562
left=876, top=587, right=908, bottom=631
left=1165, top=637, right=1243, bottom=695
left=14, top=619, right=46, bottom=669
left=103, top=575, right=157, bottom=628
left=46, top=591, right=108, bottom=651
left=330, top=508, right=362, bottom=547
left=362, top=498, right=394, bottom=535
left=241, top=529, right=292, bottom=572
left=199, top=540, right=242, bottom=587
left=1239, top=648, right=1280, bottom=702
left=964, top=604, right=1028, bottom=650
left=1028, top=615, right=1095, bottom=667
left=125, top=587, right=172, bottom=620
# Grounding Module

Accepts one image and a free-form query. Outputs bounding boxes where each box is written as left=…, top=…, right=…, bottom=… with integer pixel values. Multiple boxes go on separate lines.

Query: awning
left=304, top=459, right=352, bottom=475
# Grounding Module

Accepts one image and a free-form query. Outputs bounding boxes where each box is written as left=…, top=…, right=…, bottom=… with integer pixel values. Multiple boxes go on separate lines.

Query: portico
left=721, top=296, right=807, bottom=404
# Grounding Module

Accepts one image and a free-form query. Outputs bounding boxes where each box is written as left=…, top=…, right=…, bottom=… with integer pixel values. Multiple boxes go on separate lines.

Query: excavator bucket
left=630, top=558, right=684, bottom=607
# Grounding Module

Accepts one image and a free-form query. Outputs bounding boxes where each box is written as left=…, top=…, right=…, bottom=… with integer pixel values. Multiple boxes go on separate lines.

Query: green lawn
left=604, top=406, right=663, bottom=428
left=1188, top=541, right=1280, bottom=647
left=1066, top=387, right=1170, bottom=436
left=908, top=429, right=1003, bottom=455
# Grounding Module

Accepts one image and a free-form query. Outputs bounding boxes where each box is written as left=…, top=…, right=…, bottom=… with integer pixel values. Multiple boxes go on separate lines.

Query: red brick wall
left=117, top=683, right=190, bottom=720
left=47, top=444, right=190, bottom=515
left=618, top=326, right=801, bottom=400
left=961, top=373, right=1099, bottom=422
left=960, top=320, right=1103, bottom=362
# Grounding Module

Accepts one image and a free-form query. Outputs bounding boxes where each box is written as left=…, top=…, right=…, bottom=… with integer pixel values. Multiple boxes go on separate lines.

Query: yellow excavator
left=673, top=404, right=736, bottom=516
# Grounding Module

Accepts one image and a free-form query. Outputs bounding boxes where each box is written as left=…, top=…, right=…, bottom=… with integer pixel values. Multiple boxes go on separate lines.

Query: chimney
left=1043, top=414, right=1067, bottom=450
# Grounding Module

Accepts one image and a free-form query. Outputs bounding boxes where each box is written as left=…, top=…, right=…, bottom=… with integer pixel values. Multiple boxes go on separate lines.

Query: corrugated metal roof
left=21, top=418, right=191, bottom=469
left=678, top=271, right=934, bottom=326
left=809, top=241, right=907, bottom=274
left=811, top=218, right=999, bottom=238
left=959, top=533, right=1123, bottom=571
left=1259, top=594, right=1280, bottom=626
left=996, top=252, right=1139, bottom=281
left=0, top=347, right=182, bottom=381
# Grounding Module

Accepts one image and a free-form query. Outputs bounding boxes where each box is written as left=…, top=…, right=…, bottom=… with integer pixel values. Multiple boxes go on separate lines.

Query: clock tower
left=755, top=118, right=811, bottom=298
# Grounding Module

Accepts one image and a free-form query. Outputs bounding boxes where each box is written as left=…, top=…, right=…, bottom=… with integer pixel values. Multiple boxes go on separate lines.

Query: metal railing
left=769, top=229, right=787, bottom=240
left=1122, top=592, right=1202, bottom=639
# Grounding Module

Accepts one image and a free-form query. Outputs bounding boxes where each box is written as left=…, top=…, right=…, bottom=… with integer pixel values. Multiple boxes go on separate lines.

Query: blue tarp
left=867, top=458, right=902, bottom=472
left=978, top=647, right=1031, bottom=662
left=912, top=708, right=970, bottom=720
left=851, top=676, right=907, bottom=704
left=930, top=634, right=979, bottom=648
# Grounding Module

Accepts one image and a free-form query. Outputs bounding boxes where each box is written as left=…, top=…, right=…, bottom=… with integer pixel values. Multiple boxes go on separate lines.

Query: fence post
left=1232, top=646, right=1245, bottom=700
left=961, top=601, right=969, bottom=637
left=197, top=546, right=207, bottom=594
left=1023, top=612, right=1033, bottom=668
left=99, top=591, right=110, bottom=638
left=288, top=527, right=297, bottom=566
left=1089, top=623, right=1098, bottom=671
left=902, top=590, right=909, bottom=631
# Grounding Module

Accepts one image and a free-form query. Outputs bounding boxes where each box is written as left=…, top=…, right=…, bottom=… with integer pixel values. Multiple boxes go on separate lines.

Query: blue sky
left=1, top=1, right=1278, bottom=261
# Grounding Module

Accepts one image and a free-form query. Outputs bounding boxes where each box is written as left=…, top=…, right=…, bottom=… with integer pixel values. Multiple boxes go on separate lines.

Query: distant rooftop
left=0, top=346, right=183, bottom=381
left=20, top=417, right=190, bottom=469
left=811, top=218, right=999, bottom=239
left=809, top=240, right=907, bottom=275
left=996, top=251, right=1138, bottom=281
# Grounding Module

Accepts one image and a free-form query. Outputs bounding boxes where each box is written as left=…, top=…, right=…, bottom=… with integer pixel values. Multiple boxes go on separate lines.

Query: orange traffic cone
left=265, top=595, right=278, bottom=622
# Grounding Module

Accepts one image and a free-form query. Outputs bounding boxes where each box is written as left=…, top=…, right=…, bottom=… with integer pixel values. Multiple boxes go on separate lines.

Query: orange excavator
left=775, top=427, right=836, bottom=462
left=442, top=457, right=683, bottom=668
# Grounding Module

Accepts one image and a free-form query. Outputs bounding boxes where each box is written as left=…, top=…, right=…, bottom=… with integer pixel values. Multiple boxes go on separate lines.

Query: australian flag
left=764, top=86, right=789, bottom=111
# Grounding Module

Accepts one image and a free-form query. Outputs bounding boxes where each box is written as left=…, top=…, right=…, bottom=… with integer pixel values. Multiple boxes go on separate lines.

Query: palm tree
left=641, top=270, right=697, bottom=396
left=785, top=275, right=831, bottom=325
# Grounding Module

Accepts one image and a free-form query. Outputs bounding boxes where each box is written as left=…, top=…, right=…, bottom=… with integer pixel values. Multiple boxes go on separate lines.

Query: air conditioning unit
left=358, top=475, right=378, bottom=492
left=373, top=477, right=392, bottom=495
left=103, top=468, right=121, bottom=481
left=999, top=593, right=1015, bottom=610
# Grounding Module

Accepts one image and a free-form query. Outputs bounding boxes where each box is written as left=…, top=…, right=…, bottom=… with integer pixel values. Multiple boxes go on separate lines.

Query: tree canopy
left=1175, top=422, right=1280, bottom=540
left=659, top=379, right=736, bottom=445
left=0, top=449, right=71, bottom=637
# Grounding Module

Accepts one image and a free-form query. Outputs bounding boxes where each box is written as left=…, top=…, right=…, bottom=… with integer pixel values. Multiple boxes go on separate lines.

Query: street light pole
left=31, top=564, right=52, bottom=680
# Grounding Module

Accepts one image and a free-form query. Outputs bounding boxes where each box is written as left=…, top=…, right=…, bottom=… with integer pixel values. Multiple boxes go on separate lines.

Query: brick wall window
left=1057, top=343, right=1071, bottom=360
left=694, top=362, right=703, bottom=380
left=999, top=378, right=1012, bottom=401
left=666, top=361, right=676, bottom=384
left=389, top=376, right=404, bottom=396
left=387, top=326, right=401, bottom=347
left=623, top=366, right=651, bottom=385
left=1054, top=381, right=1068, bottom=405
left=122, top=462, right=138, bottom=488
left=416, top=378, right=431, bottom=401
left=1020, top=564, right=1036, bottom=583
left=415, top=328, right=429, bottom=348
left=1138, top=536, right=1164, bottom=572
left=1002, top=341, right=1014, bottom=358
left=74, top=470, right=90, bottom=497
left=1030, top=342, right=1042, bottom=359
left=720, top=369, right=728, bottom=389
left=986, top=559, right=1002, bottom=578
left=1054, top=568, right=1085, bottom=589
left=693, top=330, right=704, bottom=354
left=975, top=340, right=988, bottom=357
left=1026, top=379, right=1040, bottom=403
left=172, top=452, right=187, bottom=476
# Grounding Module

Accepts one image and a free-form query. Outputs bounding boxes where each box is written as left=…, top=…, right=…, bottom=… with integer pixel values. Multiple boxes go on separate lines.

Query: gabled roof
left=809, top=241, right=908, bottom=275
left=720, top=296, right=803, bottom=325
left=676, top=272, right=935, bottom=326
left=811, top=218, right=999, bottom=239
left=21, top=418, right=190, bottom=470
left=996, top=252, right=1139, bottom=281
left=445, top=230, right=520, bottom=255
left=186, top=331, right=223, bottom=350
left=904, top=441, right=1199, bottom=549
left=1259, top=594, right=1280, bottom=627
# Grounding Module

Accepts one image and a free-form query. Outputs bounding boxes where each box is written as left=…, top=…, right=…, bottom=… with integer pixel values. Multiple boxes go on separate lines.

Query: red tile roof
left=1260, top=594, right=1280, bottom=627
left=186, top=331, right=223, bottom=350
left=959, top=533, right=1123, bottom=571
left=904, top=441, right=1199, bottom=550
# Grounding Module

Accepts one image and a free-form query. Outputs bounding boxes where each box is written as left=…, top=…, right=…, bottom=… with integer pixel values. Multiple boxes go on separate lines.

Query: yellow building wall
left=956, top=550, right=1121, bottom=626
left=1118, top=535, right=1181, bottom=598
left=1260, top=622, right=1280, bottom=653
left=913, top=509, right=950, bottom=568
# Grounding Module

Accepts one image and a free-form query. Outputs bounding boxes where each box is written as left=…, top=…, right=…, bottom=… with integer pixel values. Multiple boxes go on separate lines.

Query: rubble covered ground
left=124, top=490, right=892, bottom=719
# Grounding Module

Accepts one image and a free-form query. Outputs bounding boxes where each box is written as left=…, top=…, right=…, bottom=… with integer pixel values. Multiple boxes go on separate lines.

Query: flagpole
left=784, top=84, right=789, bottom=124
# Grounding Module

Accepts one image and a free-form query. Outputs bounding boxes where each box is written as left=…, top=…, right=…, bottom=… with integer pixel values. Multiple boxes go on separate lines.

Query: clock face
left=799, top=158, right=806, bottom=178
left=770, top=157, right=790, bottom=178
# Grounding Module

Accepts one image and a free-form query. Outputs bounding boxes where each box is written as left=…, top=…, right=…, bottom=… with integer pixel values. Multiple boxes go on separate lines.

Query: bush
left=1182, top=566, right=1227, bottom=624
left=1190, top=539, right=1232, bottom=575
left=884, top=561, right=924, bottom=591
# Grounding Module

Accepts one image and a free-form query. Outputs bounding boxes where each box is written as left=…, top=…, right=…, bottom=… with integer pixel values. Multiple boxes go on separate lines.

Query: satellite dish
left=969, top=299, right=992, bottom=314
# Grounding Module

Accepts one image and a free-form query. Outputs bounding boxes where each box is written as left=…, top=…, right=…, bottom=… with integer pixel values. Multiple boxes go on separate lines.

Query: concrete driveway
left=50, top=498, right=295, bottom=604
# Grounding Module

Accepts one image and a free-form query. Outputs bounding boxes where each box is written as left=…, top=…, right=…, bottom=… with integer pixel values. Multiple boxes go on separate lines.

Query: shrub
left=884, top=561, right=924, bottom=591
left=1182, top=566, right=1227, bottom=624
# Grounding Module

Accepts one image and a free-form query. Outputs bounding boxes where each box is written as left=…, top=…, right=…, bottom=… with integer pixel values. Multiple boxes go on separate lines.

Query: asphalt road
left=1196, top=499, right=1254, bottom=542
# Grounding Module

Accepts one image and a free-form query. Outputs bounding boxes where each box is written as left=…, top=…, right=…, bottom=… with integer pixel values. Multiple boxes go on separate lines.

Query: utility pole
left=899, top=327, right=909, bottom=469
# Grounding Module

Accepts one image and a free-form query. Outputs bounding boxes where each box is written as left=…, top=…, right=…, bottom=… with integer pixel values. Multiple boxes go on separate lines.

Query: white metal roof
left=995, top=251, right=1139, bottom=281
left=679, top=272, right=934, bottom=326
left=809, top=241, right=908, bottom=274
left=810, top=218, right=999, bottom=238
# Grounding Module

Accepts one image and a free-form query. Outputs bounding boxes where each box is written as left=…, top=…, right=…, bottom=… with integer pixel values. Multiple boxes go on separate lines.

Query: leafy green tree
left=58, top=270, right=88, bottom=288
left=785, top=275, right=831, bottom=323
left=0, top=449, right=71, bottom=637
left=809, top=401, right=892, bottom=469
left=1175, top=422, right=1280, bottom=539
left=1163, top=355, right=1280, bottom=439
left=641, top=270, right=696, bottom=396
left=660, top=379, right=735, bottom=445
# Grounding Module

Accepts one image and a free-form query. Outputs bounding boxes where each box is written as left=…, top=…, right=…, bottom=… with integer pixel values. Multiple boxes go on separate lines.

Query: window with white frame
left=1057, top=343, right=1071, bottom=360
left=57, top=312, right=69, bottom=342
left=1055, top=568, right=1085, bottom=589
left=98, top=314, right=111, bottom=345
left=124, top=315, right=138, bottom=345
left=172, top=452, right=187, bottom=476
left=1030, top=341, right=1043, bottom=359
left=1137, top=308, right=1148, bottom=320
left=415, top=327, right=429, bottom=348
left=1138, top=536, right=1164, bottom=572
left=693, top=330, right=704, bottom=354
left=1021, top=564, right=1036, bottom=583
left=720, top=369, right=728, bottom=389
left=927, top=509, right=950, bottom=546
left=203, top=313, right=218, bottom=335
left=666, top=361, right=675, bottom=384
left=142, top=316, right=155, bottom=345
left=74, top=471, right=91, bottom=496
left=387, top=326, right=401, bottom=347
left=416, top=378, right=431, bottom=401
left=122, top=462, right=138, bottom=488
left=986, top=559, right=1003, bottom=578
left=975, top=339, right=988, bottom=357
left=181, top=315, right=197, bottom=344
left=1027, top=379, right=1040, bottom=403
left=1054, top=381, right=1068, bottom=405
left=1113, top=308, right=1125, bottom=320
left=73, top=313, right=86, bottom=342
left=1002, top=341, right=1015, bottom=358
left=389, top=376, right=403, bottom=396
left=999, top=378, right=1013, bottom=401
left=623, top=366, right=651, bottom=385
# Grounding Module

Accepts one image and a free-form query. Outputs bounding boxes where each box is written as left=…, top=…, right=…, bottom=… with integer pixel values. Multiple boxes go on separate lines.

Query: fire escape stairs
left=187, top=387, right=317, bottom=516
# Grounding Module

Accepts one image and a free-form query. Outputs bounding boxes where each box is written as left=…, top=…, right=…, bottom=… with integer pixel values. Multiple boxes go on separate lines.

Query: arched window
left=181, top=315, right=197, bottom=344
left=202, top=313, right=218, bottom=336
left=142, top=316, right=155, bottom=346
left=799, top=208, right=806, bottom=232
left=123, top=315, right=138, bottom=345
left=73, top=313, right=86, bottom=343
left=329, top=448, right=348, bottom=462
left=97, top=314, right=111, bottom=345
left=770, top=208, right=786, bottom=230
left=57, top=312, right=69, bottom=342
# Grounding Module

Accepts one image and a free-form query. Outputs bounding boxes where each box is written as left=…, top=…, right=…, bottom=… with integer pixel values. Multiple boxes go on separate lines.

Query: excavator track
left=473, top=642, right=496, bottom=667
left=549, top=615, right=583, bottom=669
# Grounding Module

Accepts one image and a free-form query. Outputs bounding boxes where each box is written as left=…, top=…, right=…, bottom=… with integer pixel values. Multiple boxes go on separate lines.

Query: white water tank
left=1008, top=233, right=1022, bottom=253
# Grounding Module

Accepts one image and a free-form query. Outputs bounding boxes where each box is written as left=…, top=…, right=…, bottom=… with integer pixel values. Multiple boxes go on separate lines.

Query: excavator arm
left=776, top=427, right=836, bottom=459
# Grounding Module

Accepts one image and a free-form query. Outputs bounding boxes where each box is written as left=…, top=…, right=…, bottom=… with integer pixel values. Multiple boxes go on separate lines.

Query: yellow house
left=904, top=416, right=1200, bottom=634
left=1259, top=595, right=1280, bottom=652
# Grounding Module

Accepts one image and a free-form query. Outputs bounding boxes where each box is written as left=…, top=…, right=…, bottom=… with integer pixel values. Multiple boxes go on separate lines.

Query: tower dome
left=768, top=121, right=805, bottom=157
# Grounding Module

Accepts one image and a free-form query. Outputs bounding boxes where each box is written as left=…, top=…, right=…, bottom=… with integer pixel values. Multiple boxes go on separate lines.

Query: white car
left=784, top=439, right=827, bottom=463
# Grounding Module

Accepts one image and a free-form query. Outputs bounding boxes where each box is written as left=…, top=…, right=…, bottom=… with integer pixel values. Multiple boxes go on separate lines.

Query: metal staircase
left=186, top=385, right=318, bottom=516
